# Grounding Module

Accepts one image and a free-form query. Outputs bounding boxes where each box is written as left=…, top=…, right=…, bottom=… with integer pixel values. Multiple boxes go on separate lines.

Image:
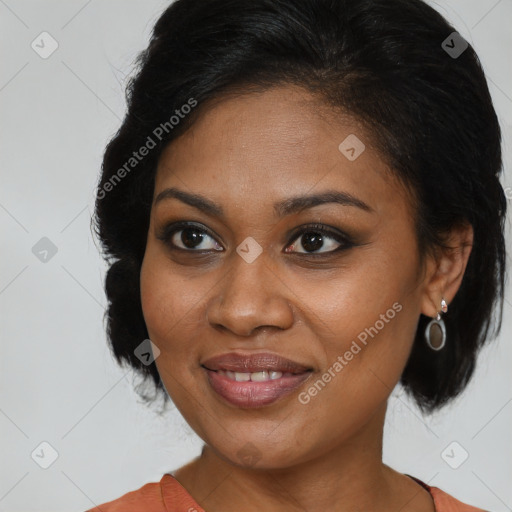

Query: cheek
left=293, top=261, right=405, bottom=349
left=140, top=256, right=167, bottom=339
left=288, top=308, right=414, bottom=456
left=139, top=251, right=213, bottom=393
left=297, top=257, right=418, bottom=405
left=139, top=254, right=202, bottom=404
left=140, top=252, right=199, bottom=341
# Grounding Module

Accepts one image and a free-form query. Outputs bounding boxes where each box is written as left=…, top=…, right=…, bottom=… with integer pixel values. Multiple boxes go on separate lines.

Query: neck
left=172, top=402, right=432, bottom=512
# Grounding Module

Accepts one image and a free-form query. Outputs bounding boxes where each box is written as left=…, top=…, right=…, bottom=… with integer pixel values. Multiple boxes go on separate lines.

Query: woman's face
left=140, top=85, right=433, bottom=469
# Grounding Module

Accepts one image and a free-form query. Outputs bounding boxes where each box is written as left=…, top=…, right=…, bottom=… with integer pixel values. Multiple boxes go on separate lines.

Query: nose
left=206, top=250, right=295, bottom=338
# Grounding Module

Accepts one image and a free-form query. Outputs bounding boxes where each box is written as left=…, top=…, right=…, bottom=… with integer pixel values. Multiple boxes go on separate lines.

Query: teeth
left=250, top=371, right=269, bottom=382
left=217, top=370, right=285, bottom=382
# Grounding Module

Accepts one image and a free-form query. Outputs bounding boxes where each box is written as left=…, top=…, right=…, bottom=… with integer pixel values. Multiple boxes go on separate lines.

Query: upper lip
left=201, top=352, right=312, bottom=374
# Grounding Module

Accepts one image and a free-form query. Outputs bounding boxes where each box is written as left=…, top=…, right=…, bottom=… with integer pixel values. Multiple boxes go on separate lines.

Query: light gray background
left=1, top=1, right=511, bottom=511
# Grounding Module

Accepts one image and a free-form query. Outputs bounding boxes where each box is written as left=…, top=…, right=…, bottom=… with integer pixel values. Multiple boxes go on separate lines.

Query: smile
left=201, top=352, right=313, bottom=408
left=215, top=369, right=290, bottom=381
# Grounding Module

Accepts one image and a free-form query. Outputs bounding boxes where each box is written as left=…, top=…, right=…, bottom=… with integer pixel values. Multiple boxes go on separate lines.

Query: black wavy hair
left=92, top=0, right=507, bottom=414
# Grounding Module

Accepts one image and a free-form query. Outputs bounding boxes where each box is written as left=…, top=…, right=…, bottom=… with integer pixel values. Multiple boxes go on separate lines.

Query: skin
left=139, top=84, right=473, bottom=512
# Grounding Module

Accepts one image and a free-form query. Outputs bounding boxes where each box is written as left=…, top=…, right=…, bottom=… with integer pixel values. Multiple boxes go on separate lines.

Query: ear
left=421, top=220, right=474, bottom=318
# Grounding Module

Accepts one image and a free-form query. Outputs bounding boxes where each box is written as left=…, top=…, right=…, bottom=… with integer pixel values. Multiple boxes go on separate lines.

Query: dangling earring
left=425, top=298, right=448, bottom=351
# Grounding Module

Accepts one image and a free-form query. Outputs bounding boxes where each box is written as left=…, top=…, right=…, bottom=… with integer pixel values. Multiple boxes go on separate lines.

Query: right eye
left=157, top=222, right=224, bottom=252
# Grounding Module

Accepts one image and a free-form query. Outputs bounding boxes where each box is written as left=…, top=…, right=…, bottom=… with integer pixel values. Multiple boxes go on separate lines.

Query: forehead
left=154, top=85, right=411, bottom=222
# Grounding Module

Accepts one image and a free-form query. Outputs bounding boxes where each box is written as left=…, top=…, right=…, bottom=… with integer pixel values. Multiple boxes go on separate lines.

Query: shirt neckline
left=162, top=472, right=438, bottom=512
left=404, top=474, right=438, bottom=511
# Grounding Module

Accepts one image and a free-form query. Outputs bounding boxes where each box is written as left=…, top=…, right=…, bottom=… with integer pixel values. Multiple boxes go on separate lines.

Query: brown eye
left=285, top=224, right=353, bottom=255
left=157, top=222, right=223, bottom=252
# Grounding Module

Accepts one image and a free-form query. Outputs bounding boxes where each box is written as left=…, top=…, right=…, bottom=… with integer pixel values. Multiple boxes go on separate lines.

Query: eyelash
left=156, top=221, right=355, bottom=257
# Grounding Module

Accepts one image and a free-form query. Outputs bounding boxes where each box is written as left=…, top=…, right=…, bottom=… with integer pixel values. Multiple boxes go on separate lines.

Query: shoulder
left=429, top=485, right=489, bottom=512
left=406, top=474, right=489, bottom=512
left=84, top=473, right=204, bottom=512
left=85, top=478, right=166, bottom=512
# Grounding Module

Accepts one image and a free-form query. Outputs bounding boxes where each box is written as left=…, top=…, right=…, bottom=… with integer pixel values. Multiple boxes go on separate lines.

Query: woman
left=89, top=0, right=506, bottom=510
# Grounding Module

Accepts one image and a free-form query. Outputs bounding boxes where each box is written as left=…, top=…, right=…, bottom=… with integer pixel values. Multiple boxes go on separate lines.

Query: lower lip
left=204, top=369, right=312, bottom=408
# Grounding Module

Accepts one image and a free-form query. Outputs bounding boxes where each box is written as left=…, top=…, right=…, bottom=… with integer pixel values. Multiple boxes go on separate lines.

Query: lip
left=201, top=352, right=312, bottom=374
left=201, top=352, right=313, bottom=408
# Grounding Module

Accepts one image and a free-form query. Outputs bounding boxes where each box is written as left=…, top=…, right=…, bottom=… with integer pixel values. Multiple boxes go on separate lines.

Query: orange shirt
left=86, top=473, right=488, bottom=512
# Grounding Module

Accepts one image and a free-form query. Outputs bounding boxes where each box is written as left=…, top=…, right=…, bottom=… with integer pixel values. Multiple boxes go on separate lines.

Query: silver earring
left=425, top=298, right=448, bottom=351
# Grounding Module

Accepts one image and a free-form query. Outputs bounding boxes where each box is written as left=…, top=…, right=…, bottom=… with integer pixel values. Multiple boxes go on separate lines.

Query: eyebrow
left=154, top=187, right=375, bottom=218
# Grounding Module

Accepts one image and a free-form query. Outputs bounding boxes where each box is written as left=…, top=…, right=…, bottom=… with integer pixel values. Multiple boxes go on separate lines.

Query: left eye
left=285, top=225, right=348, bottom=254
